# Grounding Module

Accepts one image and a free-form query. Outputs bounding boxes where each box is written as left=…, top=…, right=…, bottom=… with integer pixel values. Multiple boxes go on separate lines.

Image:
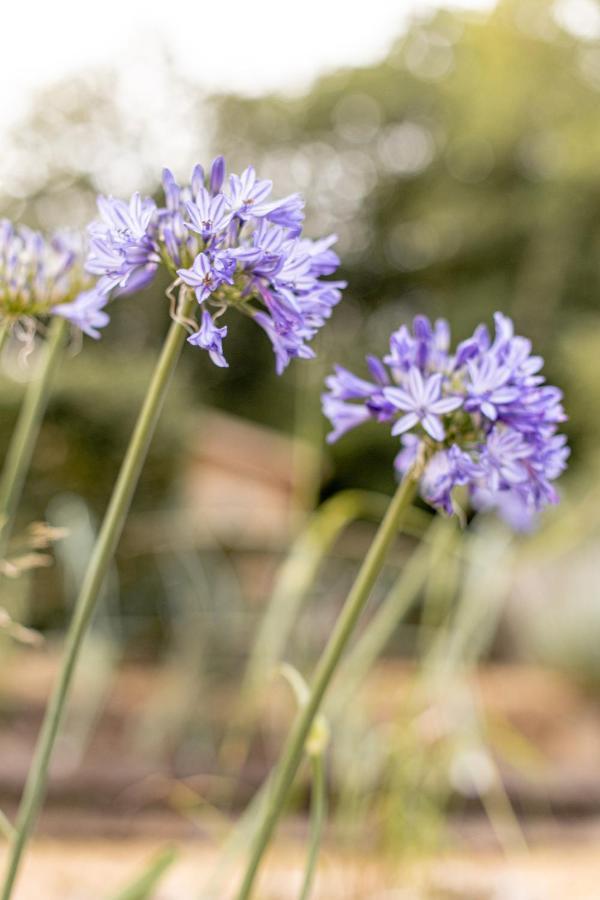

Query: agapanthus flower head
left=0, top=221, right=108, bottom=340
left=86, top=157, right=345, bottom=373
left=322, top=313, right=569, bottom=528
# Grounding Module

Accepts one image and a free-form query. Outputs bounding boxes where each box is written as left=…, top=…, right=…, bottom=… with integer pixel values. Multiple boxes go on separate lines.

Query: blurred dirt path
left=2, top=836, right=600, bottom=899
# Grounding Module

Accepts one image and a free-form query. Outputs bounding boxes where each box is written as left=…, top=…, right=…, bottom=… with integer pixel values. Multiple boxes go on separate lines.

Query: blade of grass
left=0, top=316, right=68, bottom=557
left=298, top=752, right=326, bottom=900
left=219, top=490, right=391, bottom=771
left=109, top=846, right=178, bottom=900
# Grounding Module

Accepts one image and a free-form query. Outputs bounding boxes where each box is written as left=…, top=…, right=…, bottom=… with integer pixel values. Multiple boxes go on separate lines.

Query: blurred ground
left=2, top=654, right=600, bottom=898
left=3, top=833, right=600, bottom=899
left=3, top=655, right=600, bottom=816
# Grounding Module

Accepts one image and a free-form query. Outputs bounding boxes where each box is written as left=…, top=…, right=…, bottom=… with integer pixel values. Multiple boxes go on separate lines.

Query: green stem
left=235, top=470, right=419, bottom=900
left=0, top=316, right=68, bottom=556
left=109, top=845, right=178, bottom=900
left=0, top=320, right=11, bottom=356
left=298, top=753, right=326, bottom=900
left=0, top=294, right=194, bottom=900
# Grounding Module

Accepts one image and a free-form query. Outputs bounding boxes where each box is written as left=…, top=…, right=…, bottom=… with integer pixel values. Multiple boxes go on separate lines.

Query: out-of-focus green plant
left=328, top=519, right=526, bottom=863
left=218, top=488, right=433, bottom=781
left=108, top=845, right=178, bottom=900
left=47, top=494, right=123, bottom=767
left=0, top=349, right=192, bottom=631
left=279, top=664, right=329, bottom=900
left=0, top=318, right=68, bottom=558
left=0, top=519, right=64, bottom=845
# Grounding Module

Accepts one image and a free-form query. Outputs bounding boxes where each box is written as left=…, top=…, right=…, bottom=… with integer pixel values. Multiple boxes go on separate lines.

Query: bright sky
left=3, top=0, right=495, bottom=132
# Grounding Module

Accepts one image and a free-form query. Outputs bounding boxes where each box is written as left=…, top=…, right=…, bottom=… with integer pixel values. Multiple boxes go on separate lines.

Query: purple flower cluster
left=0, top=221, right=108, bottom=339
left=323, top=313, right=569, bottom=527
left=86, top=158, right=345, bottom=372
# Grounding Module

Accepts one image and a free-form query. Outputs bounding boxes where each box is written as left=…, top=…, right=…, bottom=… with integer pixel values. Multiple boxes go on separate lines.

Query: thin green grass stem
left=298, top=752, right=326, bottom=900
left=0, top=316, right=68, bottom=556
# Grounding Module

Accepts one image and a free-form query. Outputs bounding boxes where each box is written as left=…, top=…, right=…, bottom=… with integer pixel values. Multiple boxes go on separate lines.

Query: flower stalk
left=0, top=315, right=69, bottom=557
left=0, top=290, right=195, bottom=900
left=298, top=748, right=327, bottom=900
left=0, top=320, right=10, bottom=355
left=235, top=467, right=420, bottom=899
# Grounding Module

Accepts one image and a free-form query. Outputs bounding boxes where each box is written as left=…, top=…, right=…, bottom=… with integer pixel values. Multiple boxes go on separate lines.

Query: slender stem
left=298, top=753, right=326, bottom=900
left=0, top=294, right=194, bottom=900
left=235, top=471, right=419, bottom=900
left=109, top=845, right=178, bottom=900
left=0, top=811, right=15, bottom=842
left=0, top=319, right=11, bottom=356
left=0, top=316, right=68, bottom=556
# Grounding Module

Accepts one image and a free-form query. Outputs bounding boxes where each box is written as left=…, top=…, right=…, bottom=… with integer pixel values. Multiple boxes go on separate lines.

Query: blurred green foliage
left=209, top=0, right=600, bottom=484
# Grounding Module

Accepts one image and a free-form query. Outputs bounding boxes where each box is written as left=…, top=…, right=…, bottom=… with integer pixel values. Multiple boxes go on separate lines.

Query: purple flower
left=471, top=486, right=537, bottom=533
left=52, top=288, right=109, bottom=339
left=97, top=192, right=155, bottom=240
left=209, top=156, right=226, bottom=195
left=188, top=309, right=228, bottom=367
left=324, top=365, right=377, bottom=401
left=177, top=253, right=224, bottom=304
left=421, top=445, right=480, bottom=516
left=162, top=168, right=182, bottom=210
left=184, top=189, right=231, bottom=240
left=265, top=193, right=305, bottom=234
left=385, top=369, right=462, bottom=441
left=87, top=193, right=159, bottom=293
left=254, top=311, right=315, bottom=376
left=322, top=395, right=371, bottom=443
left=0, top=220, right=105, bottom=337
left=86, top=158, right=343, bottom=372
left=322, top=313, right=569, bottom=527
left=479, top=427, right=533, bottom=490
left=226, top=166, right=274, bottom=219
left=464, top=355, right=520, bottom=421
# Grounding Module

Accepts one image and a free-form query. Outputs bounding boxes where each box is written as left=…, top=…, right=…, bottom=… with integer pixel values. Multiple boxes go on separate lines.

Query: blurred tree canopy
left=212, top=0, right=600, bottom=341
left=211, top=0, right=600, bottom=483
left=1, top=0, right=599, bottom=493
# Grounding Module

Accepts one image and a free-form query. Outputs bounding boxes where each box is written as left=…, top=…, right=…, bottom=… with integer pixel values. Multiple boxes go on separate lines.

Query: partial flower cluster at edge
left=0, top=221, right=108, bottom=340
left=322, top=313, right=569, bottom=530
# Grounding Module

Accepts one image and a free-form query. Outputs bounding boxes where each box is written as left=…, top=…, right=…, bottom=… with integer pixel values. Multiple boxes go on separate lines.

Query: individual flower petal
left=422, top=414, right=444, bottom=441
left=430, top=395, right=463, bottom=415
left=391, top=412, right=420, bottom=436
